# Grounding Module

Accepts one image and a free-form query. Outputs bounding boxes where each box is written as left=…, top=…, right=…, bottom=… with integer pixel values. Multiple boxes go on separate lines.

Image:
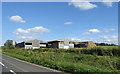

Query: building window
left=25, top=43, right=32, bottom=45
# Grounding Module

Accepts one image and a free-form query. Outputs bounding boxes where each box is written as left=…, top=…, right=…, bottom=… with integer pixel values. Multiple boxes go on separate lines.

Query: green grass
left=2, top=46, right=120, bottom=73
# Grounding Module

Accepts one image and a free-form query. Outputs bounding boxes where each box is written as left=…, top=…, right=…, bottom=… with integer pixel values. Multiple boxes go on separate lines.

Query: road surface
left=0, top=53, right=64, bottom=74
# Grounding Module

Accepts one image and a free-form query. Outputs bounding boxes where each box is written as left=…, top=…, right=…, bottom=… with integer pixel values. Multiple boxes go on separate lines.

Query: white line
left=0, top=62, right=5, bottom=66
left=0, top=56, right=26, bottom=72
left=2, top=58, right=26, bottom=72
left=10, top=70, right=16, bottom=74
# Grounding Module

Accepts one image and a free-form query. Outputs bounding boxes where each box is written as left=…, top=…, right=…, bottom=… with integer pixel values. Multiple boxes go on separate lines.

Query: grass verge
left=2, top=47, right=120, bottom=73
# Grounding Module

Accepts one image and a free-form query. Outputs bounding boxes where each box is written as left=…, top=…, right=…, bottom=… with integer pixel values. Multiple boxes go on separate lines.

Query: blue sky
left=0, top=2, right=2, bottom=46
left=2, top=2, right=118, bottom=45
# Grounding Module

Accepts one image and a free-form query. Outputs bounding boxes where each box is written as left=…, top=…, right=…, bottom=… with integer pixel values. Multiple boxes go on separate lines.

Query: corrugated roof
left=48, top=40, right=64, bottom=42
left=25, top=39, right=42, bottom=43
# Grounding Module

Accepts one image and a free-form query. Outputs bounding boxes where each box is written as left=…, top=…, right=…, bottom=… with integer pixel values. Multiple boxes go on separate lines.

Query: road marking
left=10, top=70, right=16, bottom=74
left=5, top=66, right=8, bottom=68
left=0, top=62, right=5, bottom=66
left=0, top=57, right=26, bottom=72
left=2, top=54, right=62, bottom=72
left=1, top=54, right=63, bottom=73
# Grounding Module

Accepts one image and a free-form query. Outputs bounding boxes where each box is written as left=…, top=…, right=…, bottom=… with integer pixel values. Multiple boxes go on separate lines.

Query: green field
left=2, top=46, right=120, bottom=73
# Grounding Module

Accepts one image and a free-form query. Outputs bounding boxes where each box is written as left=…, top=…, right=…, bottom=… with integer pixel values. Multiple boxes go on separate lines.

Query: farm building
left=25, top=39, right=48, bottom=49
left=48, top=40, right=74, bottom=49
left=74, top=41, right=96, bottom=48
left=25, top=39, right=41, bottom=49
left=15, top=39, right=47, bottom=49
left=15, top=42, right=25, bottom=48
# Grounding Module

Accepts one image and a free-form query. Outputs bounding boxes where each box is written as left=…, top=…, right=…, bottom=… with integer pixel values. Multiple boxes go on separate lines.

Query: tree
left=4, top=40, right=15, bottom=49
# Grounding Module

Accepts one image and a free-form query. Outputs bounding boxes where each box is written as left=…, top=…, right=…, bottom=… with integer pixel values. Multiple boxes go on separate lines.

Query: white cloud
left=59, top=37, right=89, bottom=42
left=58, top=38, right=82, bottom=42
left=88, top=29, right=100, bottom=33
left=77, top=35, right=118, bottom=44
left=70, top=38, right=83, bottom=42
left=14, top=26, right=49, bottom=40
left=111, top=28, right=117, bottom=31
left=16, top=36, right=35, bottom=40
left=103, top=2, right=112, bottom=7
left=102, top=0, right=114, bottom=7
left=64, top=22, right=73, bottom=25
left=70, top=38, right=95, bottom=42
left=69, top=0, right=97, bottom=10
left=83, top=29, right=100, bottom=35
left=103, top=29, right=117, bottom=33
left=99, top=35, right=118, bottom=44
left=10, top=15, right=26, bottom=23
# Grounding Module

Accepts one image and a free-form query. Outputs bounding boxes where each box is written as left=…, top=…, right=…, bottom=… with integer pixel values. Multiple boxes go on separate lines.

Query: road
left=0, top=54, right=64, bottom=74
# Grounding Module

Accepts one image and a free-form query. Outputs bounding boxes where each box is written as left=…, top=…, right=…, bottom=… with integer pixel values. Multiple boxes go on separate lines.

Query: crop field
left=2, top=46, right=120, bottom=73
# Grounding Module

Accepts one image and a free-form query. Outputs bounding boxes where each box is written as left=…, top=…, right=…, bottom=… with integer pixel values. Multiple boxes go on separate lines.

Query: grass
left=2, top=46, right=120, bottom=73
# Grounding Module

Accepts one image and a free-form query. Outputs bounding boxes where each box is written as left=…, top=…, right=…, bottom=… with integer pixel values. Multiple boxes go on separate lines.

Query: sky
left=0, top=2, right=2, bottom=46
left=2, top=2, right=118, bottom=45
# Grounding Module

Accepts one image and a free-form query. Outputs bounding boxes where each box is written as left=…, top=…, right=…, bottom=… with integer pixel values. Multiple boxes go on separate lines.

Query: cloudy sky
left=2, top=2, right=118, bottom=45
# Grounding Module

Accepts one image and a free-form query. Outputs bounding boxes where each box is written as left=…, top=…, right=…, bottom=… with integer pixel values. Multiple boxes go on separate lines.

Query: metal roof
left=25, top=39, right=42, bottom=43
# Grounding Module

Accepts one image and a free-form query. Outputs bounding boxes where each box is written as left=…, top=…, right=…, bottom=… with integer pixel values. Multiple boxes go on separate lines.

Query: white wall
left=25, top=45, right=32, bottom=49
left=64, top=46, right=69, bottom=49
left=40, top=44, right=46, bottom=47
left=12, top=40, right=16, bottom=46
left=69, top=44, right=74, bottom=48
left=59, top=43, right=74, bottom=49
left=59, top=44, right=64, bottom=49
left=33, top=47, right=40, bottom=49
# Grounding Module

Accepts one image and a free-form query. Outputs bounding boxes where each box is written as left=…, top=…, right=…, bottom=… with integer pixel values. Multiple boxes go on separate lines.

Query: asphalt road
left=0, top=54, right=64, bottom=74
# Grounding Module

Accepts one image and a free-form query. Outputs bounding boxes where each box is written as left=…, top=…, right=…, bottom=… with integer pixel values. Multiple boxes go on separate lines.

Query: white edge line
left=10, top=70, right=16, bottom=74
left=0, top=62, right=5, bottom=66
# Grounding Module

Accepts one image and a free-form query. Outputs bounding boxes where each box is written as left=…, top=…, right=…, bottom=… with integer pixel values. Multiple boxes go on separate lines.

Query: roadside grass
left=2, top=46, right=120, bottom=73
left=0, top=49, right=2, bottom=53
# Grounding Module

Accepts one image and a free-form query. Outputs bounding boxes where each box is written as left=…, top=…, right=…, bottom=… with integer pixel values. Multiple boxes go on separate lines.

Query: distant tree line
left=95, top=43, right=117, bottom=46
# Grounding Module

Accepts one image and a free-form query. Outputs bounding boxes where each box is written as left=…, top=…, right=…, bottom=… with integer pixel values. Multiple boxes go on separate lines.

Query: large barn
left=47, top=40, right=74, bottom=49
left=74, top=41, right=96, bottom=48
